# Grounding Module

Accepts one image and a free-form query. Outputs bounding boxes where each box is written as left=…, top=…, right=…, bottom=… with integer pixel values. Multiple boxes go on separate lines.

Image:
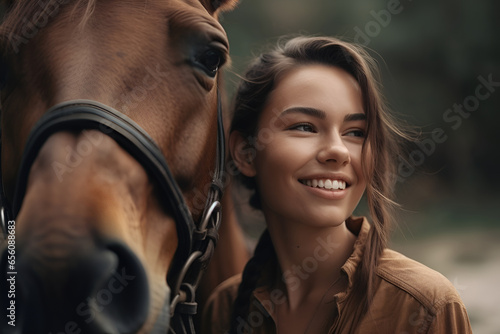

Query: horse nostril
left=71, top=241, right=150, bottom=333
left=0, top=240, right=150, bottom=334
left=100, top=242, right=150, bottom=333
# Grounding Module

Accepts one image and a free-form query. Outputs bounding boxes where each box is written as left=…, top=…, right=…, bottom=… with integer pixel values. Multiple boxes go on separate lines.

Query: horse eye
left=194, top=48, right=224, bottom=77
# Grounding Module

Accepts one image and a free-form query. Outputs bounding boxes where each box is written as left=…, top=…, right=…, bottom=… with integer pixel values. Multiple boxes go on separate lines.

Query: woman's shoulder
left=377, top=248, right=463, bottom=309
left=355, top=249, right=473, bottom=333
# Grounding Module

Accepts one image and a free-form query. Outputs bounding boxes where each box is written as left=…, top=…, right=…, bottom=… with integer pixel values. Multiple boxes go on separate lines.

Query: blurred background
left=220, top=1, right=500, bottom=333
left=1, top=0, right=497, bottom=332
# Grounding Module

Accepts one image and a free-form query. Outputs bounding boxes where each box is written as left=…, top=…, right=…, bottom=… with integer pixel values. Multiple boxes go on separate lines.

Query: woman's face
left=245, top=64, right=369, bottom=227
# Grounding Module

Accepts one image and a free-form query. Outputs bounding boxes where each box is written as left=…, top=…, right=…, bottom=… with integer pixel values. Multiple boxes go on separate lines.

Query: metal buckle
left=199, top=200, right=221, bottom=232
left=170, top=250, right=202, bottom=317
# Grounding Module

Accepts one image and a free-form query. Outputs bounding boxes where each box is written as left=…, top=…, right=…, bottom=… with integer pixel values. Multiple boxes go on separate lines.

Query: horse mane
left=0, top=0, right=97, bottom=54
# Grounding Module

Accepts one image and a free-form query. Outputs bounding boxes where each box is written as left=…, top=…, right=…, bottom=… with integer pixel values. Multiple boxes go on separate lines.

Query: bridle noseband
left=0, top=98, right=226, bottom=334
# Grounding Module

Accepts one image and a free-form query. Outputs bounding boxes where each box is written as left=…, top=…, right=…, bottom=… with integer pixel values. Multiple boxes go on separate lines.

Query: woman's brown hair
left=229, top=35, right=407, bottom=332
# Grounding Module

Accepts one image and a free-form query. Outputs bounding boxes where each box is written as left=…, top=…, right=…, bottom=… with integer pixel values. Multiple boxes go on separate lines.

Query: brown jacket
left=202, top=217, right=472, bottom=333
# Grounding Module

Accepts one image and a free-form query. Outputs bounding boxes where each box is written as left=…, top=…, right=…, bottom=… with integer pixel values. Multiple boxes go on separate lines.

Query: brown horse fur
left=0, top=0, right=248, bottom=333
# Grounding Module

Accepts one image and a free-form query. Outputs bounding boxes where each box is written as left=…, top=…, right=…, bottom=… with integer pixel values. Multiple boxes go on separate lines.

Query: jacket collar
left=252, top=216, right=371, bottom=316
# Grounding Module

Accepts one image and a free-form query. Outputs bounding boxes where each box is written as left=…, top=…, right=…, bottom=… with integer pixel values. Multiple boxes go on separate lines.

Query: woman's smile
left=301, top=179, right=347, bottom=190
left=298, top=174, right=351, bottom=200
left=300, top=180, right=349, bottom=200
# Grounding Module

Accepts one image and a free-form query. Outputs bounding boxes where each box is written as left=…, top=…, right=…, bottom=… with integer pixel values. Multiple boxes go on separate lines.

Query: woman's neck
left=266, top=215, right=357, bottom=310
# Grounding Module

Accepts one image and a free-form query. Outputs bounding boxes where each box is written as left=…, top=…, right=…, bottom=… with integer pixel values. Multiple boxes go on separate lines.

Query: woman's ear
left=229, top=131, right=257, bottom=177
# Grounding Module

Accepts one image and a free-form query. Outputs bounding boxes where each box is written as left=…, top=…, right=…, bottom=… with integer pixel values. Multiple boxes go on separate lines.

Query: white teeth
left=301, top=178, right=347, bottom=190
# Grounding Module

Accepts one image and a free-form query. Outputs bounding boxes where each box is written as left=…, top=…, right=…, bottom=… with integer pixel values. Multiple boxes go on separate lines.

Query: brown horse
left=0, top=0, right=249, bottom=333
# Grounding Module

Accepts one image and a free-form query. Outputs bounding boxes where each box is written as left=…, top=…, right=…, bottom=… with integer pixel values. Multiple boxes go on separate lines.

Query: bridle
left=0, top=97, right=226, bottom=334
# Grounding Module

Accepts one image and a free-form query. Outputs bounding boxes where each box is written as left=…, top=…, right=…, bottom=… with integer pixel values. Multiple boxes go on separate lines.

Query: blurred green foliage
left=221, top=0, right=500, bottom=234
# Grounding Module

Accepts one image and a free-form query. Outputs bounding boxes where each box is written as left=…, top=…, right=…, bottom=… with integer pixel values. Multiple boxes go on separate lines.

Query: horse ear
left=200, top=0, right=239, bottom=14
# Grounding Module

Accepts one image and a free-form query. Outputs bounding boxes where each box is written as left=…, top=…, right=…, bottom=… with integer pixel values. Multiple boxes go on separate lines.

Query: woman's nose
left=316, top=134, right=351, bottom=166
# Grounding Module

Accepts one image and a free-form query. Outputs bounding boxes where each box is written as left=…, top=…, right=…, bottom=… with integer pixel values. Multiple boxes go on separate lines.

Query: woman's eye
left=345, top=130, right=365, bottom=138
left=193, top=48, right=225, bottom=77
left=289, top=123, right=316, bottom=132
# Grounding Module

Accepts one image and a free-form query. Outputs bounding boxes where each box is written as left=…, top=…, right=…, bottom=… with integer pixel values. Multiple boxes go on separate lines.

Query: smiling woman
left=202, top=36, right=473, bottom=334
left=245, top=64, right=368, bottom=229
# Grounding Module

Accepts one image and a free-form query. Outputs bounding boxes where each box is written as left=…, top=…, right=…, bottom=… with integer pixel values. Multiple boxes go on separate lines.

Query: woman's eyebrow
left=344, top=113, right=366, bottom=122
left=279, top=107, right=327, bottom=120
left=280, top=108, right=366, bottom=123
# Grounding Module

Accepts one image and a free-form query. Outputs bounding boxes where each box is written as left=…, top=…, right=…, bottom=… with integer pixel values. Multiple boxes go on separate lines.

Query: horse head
left=0, top=0, right=237, bottom=332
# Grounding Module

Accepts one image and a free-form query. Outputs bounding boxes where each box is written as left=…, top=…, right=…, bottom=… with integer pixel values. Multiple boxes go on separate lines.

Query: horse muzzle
left=0, top=237, right=153, bottom=334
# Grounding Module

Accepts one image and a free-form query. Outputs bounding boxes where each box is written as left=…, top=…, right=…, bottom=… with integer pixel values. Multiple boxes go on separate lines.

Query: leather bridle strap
left=0, top=98, right=226, bottom=334
left=168, top=93, right=226, bottom=334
